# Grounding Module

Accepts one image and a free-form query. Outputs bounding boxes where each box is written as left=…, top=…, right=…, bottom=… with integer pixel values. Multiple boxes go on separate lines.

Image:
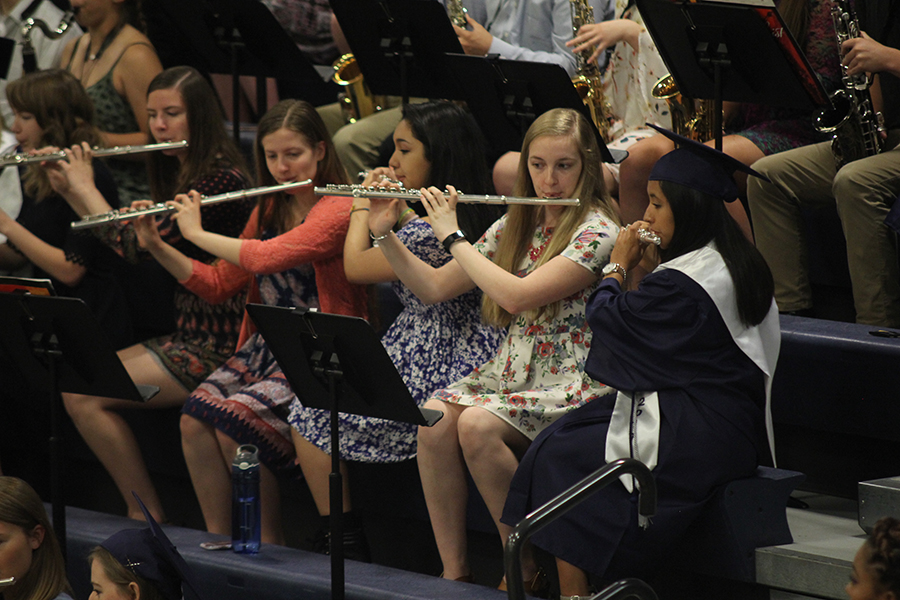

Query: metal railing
left=504, top=458, right=658, bottom=600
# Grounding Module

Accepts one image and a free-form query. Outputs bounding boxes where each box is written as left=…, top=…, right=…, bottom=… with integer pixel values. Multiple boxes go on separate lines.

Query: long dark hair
left=658, top=181, right=774, bottom=326
left=400, top=101, right=502, bottom=242
left=146, top=66, right=247, bottom=201
left=253, top=99, right=348, bottom=237
left=7, top=69, right=103, bottom=201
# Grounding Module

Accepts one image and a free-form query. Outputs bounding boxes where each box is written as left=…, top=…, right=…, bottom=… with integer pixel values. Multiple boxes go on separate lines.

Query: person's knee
left=457, top=408, right=501, bottom=456
left=493, top=152, right=520, bottom=196
left=179, top=413, right=206, bottom=441
left=63, top=393, right=100, bottom=421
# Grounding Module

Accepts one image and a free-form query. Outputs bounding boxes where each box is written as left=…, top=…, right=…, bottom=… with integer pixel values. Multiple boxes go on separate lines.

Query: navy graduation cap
left=646, top=123, right=769, bottom=202
left=100, top=493, right=205, bottom=600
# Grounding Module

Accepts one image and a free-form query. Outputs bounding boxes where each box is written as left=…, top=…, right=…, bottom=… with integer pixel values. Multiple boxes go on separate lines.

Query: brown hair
left=6, top=69, right=103, bottom=201
left=252, top=99, right=348, bottom=237
left=0, top=477, right=72, bottom=600
left=482, top=108, right=618, bottom=327
left=89, top=546, right=168, bottom=600
left=866, top=516, right=900, bottom=596
left=145, top=66, right=248, bottom=201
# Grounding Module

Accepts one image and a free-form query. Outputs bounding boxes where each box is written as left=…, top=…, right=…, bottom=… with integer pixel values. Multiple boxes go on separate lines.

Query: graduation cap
left=100, top=493, right=206, bottom=600
left=646, top=124, right=769, bottom=202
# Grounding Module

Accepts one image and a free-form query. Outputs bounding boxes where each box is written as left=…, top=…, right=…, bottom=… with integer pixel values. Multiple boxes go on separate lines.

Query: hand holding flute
left=43, top=142, right=108, bottom=217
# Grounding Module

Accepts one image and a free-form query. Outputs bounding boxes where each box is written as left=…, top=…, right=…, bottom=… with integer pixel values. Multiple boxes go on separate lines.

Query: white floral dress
left=432, top=210, right=618, bottom=439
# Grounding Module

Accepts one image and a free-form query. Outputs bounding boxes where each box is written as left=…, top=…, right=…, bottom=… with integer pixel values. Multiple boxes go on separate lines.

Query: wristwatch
left=601, top=262, right=626, bottom=280
left=441, top=230, right=467, bottom=253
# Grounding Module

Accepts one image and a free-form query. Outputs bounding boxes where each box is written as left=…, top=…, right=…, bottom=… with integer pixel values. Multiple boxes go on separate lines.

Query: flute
left=315, top=184, right=580, bottom=206
left=71, top=180, right=312, bottom=230
left=0, top=141, right=188, bottom=168
left=637, top=228, right=661, bottom=246
left=0, top=577, right=14, bottom=588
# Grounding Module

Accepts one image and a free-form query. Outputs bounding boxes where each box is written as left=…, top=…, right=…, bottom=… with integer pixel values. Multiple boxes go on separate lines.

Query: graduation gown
left=502, top=246, right=779, bottom=579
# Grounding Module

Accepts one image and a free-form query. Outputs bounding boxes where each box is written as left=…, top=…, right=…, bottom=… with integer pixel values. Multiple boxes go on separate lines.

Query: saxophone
left=569, top=0, right=612, bottom=142
left=447, top=0, right=468, bottom=28
left=20, top=11, right=74, bottom=74
left=813, top=0, right=884, bottom=167
left=651, top=74, right=716, bottom=143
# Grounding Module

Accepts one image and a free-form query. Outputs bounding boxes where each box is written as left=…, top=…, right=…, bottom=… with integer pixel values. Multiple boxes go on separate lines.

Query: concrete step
left=755, top=493, right=863, bottom=600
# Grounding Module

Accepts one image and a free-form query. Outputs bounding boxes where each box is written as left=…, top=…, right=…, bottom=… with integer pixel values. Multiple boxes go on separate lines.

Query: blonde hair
left=482, top=109, right=618, bottom=327
left=0, top=477, right=72, bottom=600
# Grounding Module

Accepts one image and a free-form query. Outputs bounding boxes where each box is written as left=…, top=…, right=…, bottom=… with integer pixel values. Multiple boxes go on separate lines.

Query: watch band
left=604, top=263, right=626, bottom=280
left=441, top=230, right=467, bottom=253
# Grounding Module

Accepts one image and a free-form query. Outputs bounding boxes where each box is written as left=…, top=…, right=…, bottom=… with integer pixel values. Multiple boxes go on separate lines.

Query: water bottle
left=231, top=444, right=261, bottom=554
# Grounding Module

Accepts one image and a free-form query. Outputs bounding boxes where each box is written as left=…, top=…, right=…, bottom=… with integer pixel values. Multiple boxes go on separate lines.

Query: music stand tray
left=637, top=0, right=828, bottom=109
left=247, top=304, right=440, bottom=600
left=246, top=304, right=440, bottom=426
left=329, top=0, right=466, bottom=102
left=443, top=53, right=621, bottom=163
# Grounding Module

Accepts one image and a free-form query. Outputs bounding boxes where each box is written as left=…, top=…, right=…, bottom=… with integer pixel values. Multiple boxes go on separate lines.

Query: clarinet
left=813, top=0, right=885, bottom=167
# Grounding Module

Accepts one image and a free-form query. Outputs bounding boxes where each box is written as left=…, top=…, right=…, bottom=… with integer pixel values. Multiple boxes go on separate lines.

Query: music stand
left=329, top=0, right=466, bottom=104
left=0, top=293, right=158, bottom=557
left=443, top=53, right=623, bottom=163
left=636, top=0, right=829, bottom=150
left=246, top=304, right=441, bottom=600
left=145, top=0, right=336, bottom=139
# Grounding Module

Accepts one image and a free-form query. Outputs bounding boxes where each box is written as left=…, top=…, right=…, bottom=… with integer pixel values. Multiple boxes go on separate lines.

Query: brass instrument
left=21, top=11, right=74, bottom=74
left=71, top=180, right=312, bottom=230
left=331, top=53, right=384, bottom=124
left=569, top=0, right=612, bottom=141
left=813, top=0, right=884, bottom=167
left=651, top=74, right=716, bottom=143
left=315, top=183, right=579, bottom=206
left=447, top=0, right=468, bottom=27
left=0, top=141, right=188, bottom=168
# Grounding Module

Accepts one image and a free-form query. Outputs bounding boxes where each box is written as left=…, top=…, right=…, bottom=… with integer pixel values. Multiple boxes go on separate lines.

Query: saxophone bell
left=331, top=54, right=384, bottom=124
left=651, top=74, right=715, bottom=143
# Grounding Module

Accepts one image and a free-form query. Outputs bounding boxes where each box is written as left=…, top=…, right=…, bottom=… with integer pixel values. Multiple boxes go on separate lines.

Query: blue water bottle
left=231, top=444, right=261, bottom=554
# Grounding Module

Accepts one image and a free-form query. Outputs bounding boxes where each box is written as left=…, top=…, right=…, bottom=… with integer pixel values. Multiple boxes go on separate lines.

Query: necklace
left=84, top=20, right=124, bottom=63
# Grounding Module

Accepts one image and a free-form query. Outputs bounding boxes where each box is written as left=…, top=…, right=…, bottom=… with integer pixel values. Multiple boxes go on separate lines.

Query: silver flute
left=315, top=183, right=580, bottom=206
left=0, top=141, right=189, bottom=168
left=71, top=180, right=312, bottom=230
left=637, top=228, right=661, bottom=246
left=0, top=577, right=15, bottom=588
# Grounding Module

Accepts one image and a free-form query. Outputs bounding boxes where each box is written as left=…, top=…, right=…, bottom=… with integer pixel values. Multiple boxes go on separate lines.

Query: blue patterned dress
left=181, top=231, right=318, bottom=472
left=287, top=218, right=505, bottom=463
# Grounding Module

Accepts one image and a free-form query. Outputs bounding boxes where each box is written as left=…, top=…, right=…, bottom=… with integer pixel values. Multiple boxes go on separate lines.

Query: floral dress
left=287, top=218, right=505, bottom=462
left=432, top=210, right=618, bottom=439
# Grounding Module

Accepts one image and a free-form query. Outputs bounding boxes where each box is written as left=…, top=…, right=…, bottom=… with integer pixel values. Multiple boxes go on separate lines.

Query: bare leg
left=457, top=407, right=534, bottom=580
left=417, top=400, right=471, bottom=580
left=63, top=344, right=189, bottom=522
left=291, top=430, right=351, bottom=516
left=493, top=151, right=521, bottom=196
left=181, top=414, right=232, bottom=534
left=557, top=558, right=591, bottom=597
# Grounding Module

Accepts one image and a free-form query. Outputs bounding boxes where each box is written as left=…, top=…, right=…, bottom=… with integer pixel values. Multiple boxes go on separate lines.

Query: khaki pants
left=747, top=134, right=900, bottom=327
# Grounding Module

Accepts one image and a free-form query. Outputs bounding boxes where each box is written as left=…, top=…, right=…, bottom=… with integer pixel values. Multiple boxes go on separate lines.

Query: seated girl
left=149, top=99, right=368, bottom=545
left=45, top=66, right=254, bottom=524
left=370, top=108, right=619, bottom=586
left=290, top=101, right=506, bottom=559
left=0, top=69, right=132, bottom=349
left=503, top=128, right=780, bottom=598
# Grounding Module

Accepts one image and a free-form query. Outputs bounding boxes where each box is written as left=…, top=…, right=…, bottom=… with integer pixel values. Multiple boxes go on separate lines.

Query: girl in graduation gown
left=502, top=127, right=781, bottom=598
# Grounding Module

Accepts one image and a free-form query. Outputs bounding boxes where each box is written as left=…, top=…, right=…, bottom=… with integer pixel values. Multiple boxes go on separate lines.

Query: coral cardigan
left=180, top=195, right=369, bottom=348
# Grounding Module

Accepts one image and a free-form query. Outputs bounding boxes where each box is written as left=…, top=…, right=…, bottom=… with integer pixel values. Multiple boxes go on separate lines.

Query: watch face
left=602, top=263, right=617, bottom=275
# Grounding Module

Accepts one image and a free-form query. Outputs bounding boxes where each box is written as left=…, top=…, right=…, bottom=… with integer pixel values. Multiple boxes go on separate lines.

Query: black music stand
left=329, top=0, right=466, bottom=104
left=0, top=293, right=158, bottom=558
left=636, top=0, right=829, bottom=150
left=443, top=53, right=623, bottom=163
left=145, top=0, right=336, bottom=139
left=246, top=304, right=441, bottom=600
